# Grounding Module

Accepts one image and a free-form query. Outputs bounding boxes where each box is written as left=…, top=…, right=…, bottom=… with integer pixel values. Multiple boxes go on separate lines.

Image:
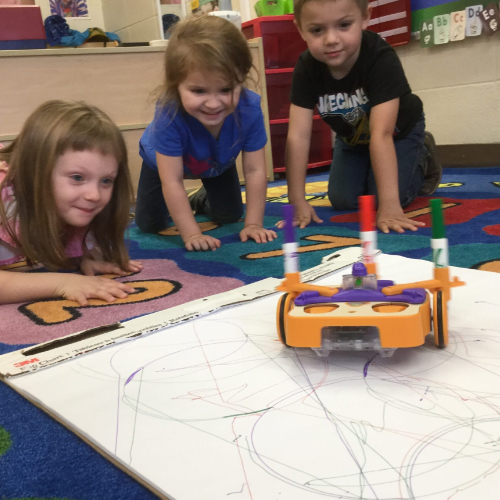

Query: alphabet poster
left=411, top=0, right=498, bottom=35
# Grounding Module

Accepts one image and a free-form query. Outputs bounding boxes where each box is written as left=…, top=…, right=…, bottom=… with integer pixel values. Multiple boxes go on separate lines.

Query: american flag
left=367, top=0, right=411, bottom=46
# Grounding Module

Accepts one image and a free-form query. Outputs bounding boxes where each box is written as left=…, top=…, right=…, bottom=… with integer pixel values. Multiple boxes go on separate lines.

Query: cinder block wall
left=103, top=0, right=161, bottom=43
left=396, top=35, right=500, bottom=146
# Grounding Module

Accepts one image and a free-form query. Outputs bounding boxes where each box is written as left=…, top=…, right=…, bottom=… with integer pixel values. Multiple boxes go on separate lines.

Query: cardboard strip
left=0, top=247, right=367, bottom=378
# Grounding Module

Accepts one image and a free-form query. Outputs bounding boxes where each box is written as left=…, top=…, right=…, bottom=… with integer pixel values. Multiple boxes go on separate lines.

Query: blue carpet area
left=1, top=167, right=499, bottom=499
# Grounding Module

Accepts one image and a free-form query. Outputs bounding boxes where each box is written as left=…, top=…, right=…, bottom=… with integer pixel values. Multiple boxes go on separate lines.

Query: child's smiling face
left=52, top=149, right=118, bottom=228
left=178, top=70, right=241, bottom=138
left=297, top=0, right=370, bottom=79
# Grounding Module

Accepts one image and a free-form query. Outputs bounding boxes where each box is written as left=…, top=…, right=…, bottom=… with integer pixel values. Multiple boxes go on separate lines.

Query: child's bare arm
left=80, top=247, right=143, bottom=276
left=157, top=152, right=220, bottom=251
left=240, top=147, right=277, bottom=243
left=277, top=104, right=323, bottom=229
left=0, top=269, right=135, bottom=305
left=369, top=99, right=425, bottom=234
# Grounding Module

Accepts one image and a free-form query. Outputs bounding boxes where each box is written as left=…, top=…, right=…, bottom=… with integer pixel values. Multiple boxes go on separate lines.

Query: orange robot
left=276, top=198, right=464, bottom=357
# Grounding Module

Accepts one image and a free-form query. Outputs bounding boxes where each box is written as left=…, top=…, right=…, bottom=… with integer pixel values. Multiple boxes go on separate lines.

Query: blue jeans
left=135, top=162, right=244, bottom=233
left=327, top=115, right=426, bottom=210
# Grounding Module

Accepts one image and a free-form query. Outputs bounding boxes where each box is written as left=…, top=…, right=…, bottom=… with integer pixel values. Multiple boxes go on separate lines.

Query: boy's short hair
left=294, top=0, right=369, bottom=27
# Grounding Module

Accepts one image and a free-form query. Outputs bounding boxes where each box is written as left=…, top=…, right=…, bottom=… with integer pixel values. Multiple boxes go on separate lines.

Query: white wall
left=102, top=0, right=161, bottom=43
left=160, top=3, right=183, bottom=22
left=176, top=0, right=254, bottom=22
left=35, top=0, right=105, bottom=31
left=397, top=35, right=500, bottom=146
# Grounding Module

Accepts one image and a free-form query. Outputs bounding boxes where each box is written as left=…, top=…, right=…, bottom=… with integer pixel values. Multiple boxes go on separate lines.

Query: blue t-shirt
left=139, top=88, right=267, bottom=179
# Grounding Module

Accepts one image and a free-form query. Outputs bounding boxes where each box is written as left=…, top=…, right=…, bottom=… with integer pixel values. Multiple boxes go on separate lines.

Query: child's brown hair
left=294, top=0, right=369, bottom=27
left=0, top=100, right=133, bottom=270
left=157, top=15, right=253, bottom=109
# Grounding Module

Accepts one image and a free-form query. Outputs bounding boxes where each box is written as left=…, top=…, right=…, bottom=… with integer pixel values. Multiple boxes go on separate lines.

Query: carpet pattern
left=0, top=167, right=499, bottom=499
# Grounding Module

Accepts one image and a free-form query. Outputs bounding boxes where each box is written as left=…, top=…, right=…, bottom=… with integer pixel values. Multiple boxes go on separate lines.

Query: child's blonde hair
left=0, top=100, right=133, bottom=270
left=157, top=15, right=253, bottom=108
left=294, top=0, right=369, bottom=27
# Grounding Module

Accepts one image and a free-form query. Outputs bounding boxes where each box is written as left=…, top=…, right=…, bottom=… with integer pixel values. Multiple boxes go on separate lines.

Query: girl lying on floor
left=0, top=100, right=141, bottom=305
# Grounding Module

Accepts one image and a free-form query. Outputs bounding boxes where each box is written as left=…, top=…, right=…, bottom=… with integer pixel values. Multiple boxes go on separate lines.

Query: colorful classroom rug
left=0, top=167, right=499, bottom=500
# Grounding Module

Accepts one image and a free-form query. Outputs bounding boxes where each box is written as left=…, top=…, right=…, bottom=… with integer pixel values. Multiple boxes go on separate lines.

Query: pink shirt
left=0, top=167, right=94, bottom=267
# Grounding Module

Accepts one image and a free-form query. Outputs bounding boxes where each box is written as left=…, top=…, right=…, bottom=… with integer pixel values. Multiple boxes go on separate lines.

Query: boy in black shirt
left=281, top=0, right=441, bottom=233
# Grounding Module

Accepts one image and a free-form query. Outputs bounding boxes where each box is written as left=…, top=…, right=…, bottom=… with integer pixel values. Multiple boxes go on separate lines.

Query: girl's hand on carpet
left=377, top=204, right=425, bottom=234
left=81, top=258, right=143, bottom=276
left=275, top=200, right=323, bottom=229
left=55, top=274, right=136, bottom=306
left=184, top=233, right=221, bottom=251
left=240, top=224, right=277, bottom=243
left=0, top=270, right=133, bottom=305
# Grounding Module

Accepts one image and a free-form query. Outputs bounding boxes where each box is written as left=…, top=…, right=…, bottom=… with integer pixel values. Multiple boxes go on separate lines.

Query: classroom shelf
left=265, top=69, right=293, bottom=121
left=242, top=15, right=332, bottom=174
left=270, top=116, right=332, bottom=173
left=242, top=15, right=307, bottom=70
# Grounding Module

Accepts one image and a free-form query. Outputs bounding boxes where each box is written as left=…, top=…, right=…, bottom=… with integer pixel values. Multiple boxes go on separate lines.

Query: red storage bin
left=0, top=5, right=45, bottom=50
left=270, top=117, right=333, bottom=173
left=367, top=0, right=411, bottom=47
left=243, top=15, right=343, bottom=173
left=265, top=69, right=293, bottom=121
left=242, top=16, right=307, bottom=69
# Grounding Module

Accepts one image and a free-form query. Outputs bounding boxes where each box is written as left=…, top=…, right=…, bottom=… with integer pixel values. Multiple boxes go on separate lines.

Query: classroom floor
left=1, top=166, right=499, bottom=500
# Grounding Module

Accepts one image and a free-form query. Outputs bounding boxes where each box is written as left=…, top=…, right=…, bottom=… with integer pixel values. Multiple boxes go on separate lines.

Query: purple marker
left=283, top=205, right=299, bottom=275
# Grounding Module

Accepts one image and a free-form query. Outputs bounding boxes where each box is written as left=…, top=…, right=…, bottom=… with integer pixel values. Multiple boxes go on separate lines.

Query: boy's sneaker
left=187, top=185, right=207, bottom=215
left=420, top=131, right=442, bottom=195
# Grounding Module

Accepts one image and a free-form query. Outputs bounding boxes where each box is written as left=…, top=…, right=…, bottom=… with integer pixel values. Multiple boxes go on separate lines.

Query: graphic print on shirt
left=184, top=155, right=213, bottom=177
left=184, top=154, right=237, bottom=178
left=318, top=87, right=371, bottom=146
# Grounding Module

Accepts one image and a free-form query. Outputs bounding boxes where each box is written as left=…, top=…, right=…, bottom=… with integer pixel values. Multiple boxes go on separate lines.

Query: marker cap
left=359, top=195, right=376, bottom=232
left=430, top=198, right=445, bottom=239
left=283, top=205, right=295, bottom=244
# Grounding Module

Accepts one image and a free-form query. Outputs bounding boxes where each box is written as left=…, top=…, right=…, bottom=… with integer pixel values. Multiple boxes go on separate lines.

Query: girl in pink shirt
left=0, top=100, right=142, bottom=305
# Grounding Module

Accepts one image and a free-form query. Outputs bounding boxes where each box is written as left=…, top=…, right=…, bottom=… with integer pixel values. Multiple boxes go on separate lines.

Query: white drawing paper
left=7, top=254, right=500, bottom=500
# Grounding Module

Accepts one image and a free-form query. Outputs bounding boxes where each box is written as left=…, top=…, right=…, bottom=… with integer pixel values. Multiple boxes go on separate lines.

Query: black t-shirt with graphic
left=290, top=30, right=423, bottom=146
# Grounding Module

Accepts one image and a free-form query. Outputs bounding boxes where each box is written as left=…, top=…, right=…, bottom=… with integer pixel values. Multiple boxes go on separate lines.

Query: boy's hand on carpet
left=240, top=225, right=278, bottom=243
left=81, top=258, right=143, bottom=276
left=184, top=233, right=221, bottom=251
left=377, top=204, right=425, bottom=234
left=55, top=275, right=136, bottom=306
left=275, top=201, right=323, bottom=229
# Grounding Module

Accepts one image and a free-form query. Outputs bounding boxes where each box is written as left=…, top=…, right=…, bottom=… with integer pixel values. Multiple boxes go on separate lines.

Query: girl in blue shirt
left=137, top=15, right=277, bottom=251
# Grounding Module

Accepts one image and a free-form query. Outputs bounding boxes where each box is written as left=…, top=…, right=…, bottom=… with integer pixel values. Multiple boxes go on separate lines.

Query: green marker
left=430, top=198, right=448, bottom=268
